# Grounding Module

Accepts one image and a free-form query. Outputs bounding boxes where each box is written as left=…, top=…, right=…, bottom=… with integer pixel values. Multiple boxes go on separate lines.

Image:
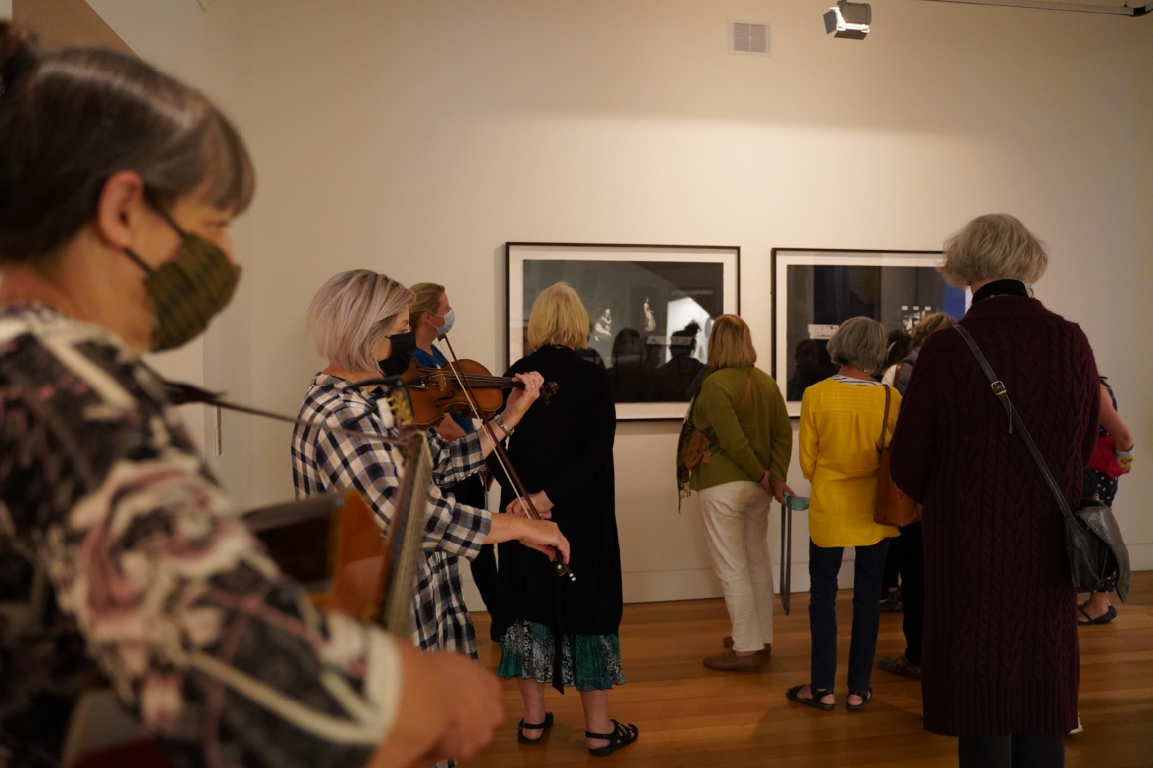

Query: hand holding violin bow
left=429, top=334, right=576, bottom=582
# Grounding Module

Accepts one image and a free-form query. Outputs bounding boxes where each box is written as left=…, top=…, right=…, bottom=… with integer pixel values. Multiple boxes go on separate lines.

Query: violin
left=400, top=357, right=559, bottom=429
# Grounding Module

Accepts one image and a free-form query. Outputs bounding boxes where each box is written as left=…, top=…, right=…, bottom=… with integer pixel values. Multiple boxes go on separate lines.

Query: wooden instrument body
left=400, top=357, right=558, bottom=429
left=246, top=388, right=430, bottom=633
left=403, top=359, right=504, bottom=428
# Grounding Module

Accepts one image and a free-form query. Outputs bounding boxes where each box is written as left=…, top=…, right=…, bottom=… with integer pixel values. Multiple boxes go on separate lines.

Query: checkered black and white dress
left=291, top=374, right=493, bottom=658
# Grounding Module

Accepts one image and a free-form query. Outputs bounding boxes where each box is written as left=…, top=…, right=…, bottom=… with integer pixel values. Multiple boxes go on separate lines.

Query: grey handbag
left=955, top=326, right=1130, bottom=602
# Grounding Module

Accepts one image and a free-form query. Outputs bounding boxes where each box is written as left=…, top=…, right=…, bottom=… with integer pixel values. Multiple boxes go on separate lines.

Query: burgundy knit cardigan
left=889, top=295, right=1099, bottom=737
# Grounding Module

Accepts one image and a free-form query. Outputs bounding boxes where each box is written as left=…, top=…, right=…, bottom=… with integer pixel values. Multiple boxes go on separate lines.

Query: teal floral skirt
left=497, top=620, right=626, bottom=691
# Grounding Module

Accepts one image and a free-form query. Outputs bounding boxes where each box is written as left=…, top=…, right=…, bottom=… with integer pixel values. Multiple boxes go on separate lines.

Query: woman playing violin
left=494, top=282, right=638, bottom=758
left=291, top=270, right=568, bottom=677
left=410, top=282, right=510, bottom=643
left=0, top=24, right=511, bottom=768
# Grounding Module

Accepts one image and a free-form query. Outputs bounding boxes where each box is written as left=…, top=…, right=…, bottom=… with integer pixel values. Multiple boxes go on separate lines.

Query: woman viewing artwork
left=787, top=317, right=899, bottom=713
left=494, top=282, right=638, bottom=758
left=1077, top=376, right=1135, bottom=625
left=688, top=315, right=793, bottom=672
left=877, top=311, right=956, bottom=681
left=889, top=214, right=1099, bottom=768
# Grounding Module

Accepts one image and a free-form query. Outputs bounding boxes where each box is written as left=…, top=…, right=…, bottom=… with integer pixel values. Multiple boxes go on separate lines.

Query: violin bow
left=437, top=334, right=575, bottom=582
left=162, top=380, right=408, bottom=446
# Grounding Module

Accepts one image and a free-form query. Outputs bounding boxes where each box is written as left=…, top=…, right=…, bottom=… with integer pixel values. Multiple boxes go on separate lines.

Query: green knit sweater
left=688, top=367, right=793, bottom=492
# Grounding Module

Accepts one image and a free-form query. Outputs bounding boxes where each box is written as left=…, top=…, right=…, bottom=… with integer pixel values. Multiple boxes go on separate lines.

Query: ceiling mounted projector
left=824, top=0, right=872, bottom=39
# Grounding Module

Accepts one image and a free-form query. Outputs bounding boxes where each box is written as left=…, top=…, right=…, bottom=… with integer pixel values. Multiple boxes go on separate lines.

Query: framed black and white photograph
left=772, top=249, right=970, bottom=417
left=507, top=243, right=740, bottom=420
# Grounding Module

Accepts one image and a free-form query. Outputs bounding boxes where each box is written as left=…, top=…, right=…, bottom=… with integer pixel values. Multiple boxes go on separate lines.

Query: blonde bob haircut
left=307, top=269, right=414, bottom=373
left=939, top=213, right=1048, bottom=288
left=409, top=282, right=446, bottom=324
left=706, top=314, right=756, bottom=369
left=910, top=312, right=957, bottom=350
left=527, top=282, right=589, bottom=350
left=827, top=317, right=887, bottom=374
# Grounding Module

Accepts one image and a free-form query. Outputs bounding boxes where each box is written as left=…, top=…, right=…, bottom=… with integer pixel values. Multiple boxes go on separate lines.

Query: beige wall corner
left=13, top=0, right=132, bottom=53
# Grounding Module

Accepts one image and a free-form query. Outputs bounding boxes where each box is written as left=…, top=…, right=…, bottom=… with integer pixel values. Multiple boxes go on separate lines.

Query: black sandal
left=586, top=719, right=639, bottom=757
left=786, top=684, right=835, bottom=711
left=1077, top=604, right=1117, bottom=626
left=517, top=712, right=554, bottom=744
left=846, top=688, right=873, bottom=712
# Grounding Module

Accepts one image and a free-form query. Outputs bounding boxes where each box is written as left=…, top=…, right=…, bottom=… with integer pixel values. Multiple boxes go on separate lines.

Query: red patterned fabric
left=889, top=296, right=1099, bottom=737
left=1089, top=435, right=1125, bottom=479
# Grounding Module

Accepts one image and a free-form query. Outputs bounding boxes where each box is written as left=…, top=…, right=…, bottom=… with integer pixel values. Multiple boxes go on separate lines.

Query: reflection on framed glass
left=507, top=243, right=740, bottom=420
left=772, top=249, right=970, bottom=418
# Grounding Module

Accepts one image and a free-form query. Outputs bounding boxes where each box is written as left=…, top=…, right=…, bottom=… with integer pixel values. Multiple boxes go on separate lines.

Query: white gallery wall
left=87, top=0, right=254, bottom=452
left=88, top=0, right=1152, bottom=607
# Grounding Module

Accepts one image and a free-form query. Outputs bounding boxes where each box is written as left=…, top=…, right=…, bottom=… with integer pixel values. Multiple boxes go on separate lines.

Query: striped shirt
left=291, top=375, right=492, bottom=658
left=833, top=374, right=882, bottom=387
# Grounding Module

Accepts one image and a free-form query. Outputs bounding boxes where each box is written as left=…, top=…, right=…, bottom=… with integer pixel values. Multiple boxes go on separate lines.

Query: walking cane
left=779, top=492, right=810, bottom=615
left=780, top=492, right=792, bottom=615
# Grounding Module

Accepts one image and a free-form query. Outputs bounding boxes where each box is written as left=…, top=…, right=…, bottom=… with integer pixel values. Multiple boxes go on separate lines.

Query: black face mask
left=378, top=330, right=417, bottom=376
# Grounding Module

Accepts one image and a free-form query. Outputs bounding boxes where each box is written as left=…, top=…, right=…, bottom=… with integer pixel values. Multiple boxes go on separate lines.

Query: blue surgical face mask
left=434, top=308, right=455, bottom=337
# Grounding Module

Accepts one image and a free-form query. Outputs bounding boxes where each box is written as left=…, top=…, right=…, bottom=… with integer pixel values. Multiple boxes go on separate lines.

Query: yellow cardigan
left=799, top=378, right=901, bottom=548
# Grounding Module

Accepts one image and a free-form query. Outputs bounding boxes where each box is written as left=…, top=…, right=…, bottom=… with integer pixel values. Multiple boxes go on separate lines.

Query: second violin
left=400, top=357, right=558, bottom=429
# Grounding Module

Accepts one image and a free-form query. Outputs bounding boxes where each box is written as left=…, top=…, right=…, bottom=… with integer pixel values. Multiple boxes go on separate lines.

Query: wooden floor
left=466, top=571, right=1153, bottom=768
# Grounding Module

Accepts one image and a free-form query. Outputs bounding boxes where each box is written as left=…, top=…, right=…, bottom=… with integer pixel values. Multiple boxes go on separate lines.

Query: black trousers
left=892, top=521, right=924, bottom=665
left=881, top=544, right=901, bottom=597
left=809, top=538, right=890, bottom=693
left=448, top=473, right=508, bottom=639
left=958, top=735, right=1064, bottom=768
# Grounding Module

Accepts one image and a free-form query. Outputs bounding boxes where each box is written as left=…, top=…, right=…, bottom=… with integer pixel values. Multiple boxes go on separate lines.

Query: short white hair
left=827, top=317, right=887, bottom=374
left=307, top=270, right=413, bottom=372
left=939, top=214, right=1048, bottom=288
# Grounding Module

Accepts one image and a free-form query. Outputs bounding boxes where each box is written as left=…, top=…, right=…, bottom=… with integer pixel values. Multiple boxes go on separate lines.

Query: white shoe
left=1069, top=716, right=1084, bottom=736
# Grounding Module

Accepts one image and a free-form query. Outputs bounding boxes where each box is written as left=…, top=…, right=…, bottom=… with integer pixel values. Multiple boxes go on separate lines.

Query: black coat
left=494, top=345, right=623, bottom=636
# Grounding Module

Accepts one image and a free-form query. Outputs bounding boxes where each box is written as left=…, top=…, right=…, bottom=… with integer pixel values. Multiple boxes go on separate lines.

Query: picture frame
left=772, top=248, right=970, bottom=418
left=506, top=242, right=740, bottom=420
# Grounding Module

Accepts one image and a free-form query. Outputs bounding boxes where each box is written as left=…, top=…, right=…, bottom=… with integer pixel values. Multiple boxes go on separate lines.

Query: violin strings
left=422, top=366, right=543, bottom=389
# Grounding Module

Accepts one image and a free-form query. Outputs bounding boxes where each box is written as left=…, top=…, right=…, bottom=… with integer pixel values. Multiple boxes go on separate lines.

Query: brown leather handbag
left=873, top=385, right=920, bottom=527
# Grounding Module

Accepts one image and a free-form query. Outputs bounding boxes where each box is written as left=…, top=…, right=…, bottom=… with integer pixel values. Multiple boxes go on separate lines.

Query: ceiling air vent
left=729, top=20, right=770, bottom=56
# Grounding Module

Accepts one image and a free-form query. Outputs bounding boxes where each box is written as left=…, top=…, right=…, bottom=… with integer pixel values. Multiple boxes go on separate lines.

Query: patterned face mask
left=125, top=215, right=242, bottom=353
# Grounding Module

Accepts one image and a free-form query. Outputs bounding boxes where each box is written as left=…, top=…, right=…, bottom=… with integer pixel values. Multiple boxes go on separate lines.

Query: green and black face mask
left=124, top=206, right=241, bottom=352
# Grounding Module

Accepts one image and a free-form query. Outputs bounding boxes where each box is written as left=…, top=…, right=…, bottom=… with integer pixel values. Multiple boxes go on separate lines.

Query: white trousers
left=698, top=480, right=775, bottom=652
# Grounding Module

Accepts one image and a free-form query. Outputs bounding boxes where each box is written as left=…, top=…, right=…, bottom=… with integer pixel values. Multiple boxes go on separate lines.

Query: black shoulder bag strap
left=953, top=326, right=1078, bottom=526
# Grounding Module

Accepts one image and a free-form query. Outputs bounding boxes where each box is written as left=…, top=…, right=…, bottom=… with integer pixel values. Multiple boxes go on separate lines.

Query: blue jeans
left=808, top=538, right=891, bottom=693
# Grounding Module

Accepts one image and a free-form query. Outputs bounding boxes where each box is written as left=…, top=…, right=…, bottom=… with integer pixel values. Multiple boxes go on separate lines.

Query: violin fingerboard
left=378, top=432, right=433, bottom=634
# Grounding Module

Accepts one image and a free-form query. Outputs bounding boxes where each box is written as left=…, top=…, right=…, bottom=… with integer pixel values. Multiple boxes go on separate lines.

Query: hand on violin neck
left=434, top=413, right=467, bottom=441
left=506, top=490, right=553, bottom=519
left=502, top=371, right=545, bottom=425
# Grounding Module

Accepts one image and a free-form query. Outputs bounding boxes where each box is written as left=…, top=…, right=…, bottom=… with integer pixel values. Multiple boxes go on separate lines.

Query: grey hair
left=939, top=214, right=1048, bottom=288
left=307, top=270, right=414, bottom=373
left=827, top=317, right=888, bottom=374
left=0, top=24, right=255, bottom=262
